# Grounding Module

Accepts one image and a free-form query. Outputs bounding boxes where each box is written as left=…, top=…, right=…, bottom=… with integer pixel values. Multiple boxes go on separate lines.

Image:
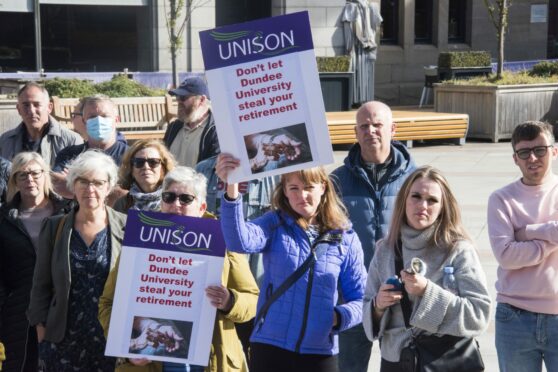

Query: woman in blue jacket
left=216, top=154, right=367, bottom=372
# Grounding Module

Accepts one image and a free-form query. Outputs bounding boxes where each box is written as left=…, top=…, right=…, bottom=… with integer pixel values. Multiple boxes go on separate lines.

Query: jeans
left=338, top=324, right=373, bottom=372
left=495, top=302, right=558, bottom=372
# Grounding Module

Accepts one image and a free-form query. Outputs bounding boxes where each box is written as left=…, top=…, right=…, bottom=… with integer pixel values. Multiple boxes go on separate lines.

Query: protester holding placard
left=216, top=155, right=366, bottom=372
left=113, top=139, right=176, bottom=213
left=99, top=166, right=259, bottom=372
left=27, top=150, right=126, bottom=371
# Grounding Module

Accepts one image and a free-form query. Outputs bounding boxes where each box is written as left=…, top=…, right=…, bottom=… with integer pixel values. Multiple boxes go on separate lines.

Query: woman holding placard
left=99, top=166, right=259, bottom=372
left=216, top=154, right=367, bottom=372
left=27, top=150, right=126, bottom=371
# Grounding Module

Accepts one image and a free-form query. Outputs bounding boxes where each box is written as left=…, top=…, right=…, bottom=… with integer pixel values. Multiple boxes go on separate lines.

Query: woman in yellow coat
left=99, top=166, right=259, bottom=372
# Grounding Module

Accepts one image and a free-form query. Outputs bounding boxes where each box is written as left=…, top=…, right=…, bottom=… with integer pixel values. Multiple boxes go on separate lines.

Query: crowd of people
left=0, top=76, right=556, bottom=372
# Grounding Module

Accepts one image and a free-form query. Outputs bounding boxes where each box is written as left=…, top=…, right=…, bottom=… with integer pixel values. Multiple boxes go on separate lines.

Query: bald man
left=331, top=101, right=416, bottom=372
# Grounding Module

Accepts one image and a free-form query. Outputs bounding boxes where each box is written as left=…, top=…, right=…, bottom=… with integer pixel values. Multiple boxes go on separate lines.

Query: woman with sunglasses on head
left=99, top=166, right=258, bottom=372
left=28, top=150, right=126, bottom=371
left=362, top=166, right=491, bottom=372
left=215, top=154, right=367, bottom=372
left=113, top=139, right=176, bottom=213
left=0, top=152, right=71, bottom=372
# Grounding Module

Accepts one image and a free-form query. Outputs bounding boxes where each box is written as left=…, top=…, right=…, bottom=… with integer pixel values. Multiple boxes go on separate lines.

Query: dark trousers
left=250, top=342, right=339, bottom=372
left=380, top=358, right=410, bottom=372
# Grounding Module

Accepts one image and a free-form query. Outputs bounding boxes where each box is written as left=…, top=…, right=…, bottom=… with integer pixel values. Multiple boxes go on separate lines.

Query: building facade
left=0, top=0, right=554, bottom=105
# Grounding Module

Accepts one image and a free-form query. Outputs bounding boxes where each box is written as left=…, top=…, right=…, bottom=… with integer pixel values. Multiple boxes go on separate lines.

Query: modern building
left=0, top=0, right=554, bottom=105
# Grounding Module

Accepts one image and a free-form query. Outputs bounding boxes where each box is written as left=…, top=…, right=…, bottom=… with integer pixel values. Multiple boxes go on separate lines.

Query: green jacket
left=27, top=206, right=126, bottom=343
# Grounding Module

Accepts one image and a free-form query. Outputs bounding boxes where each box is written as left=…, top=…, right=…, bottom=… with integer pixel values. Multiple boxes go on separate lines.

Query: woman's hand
left=36, top=324, right=46, bottom=343
left=375, top=283, right=403, bottom=313
left=205, top=285, right=233, bottom=312
left=400, top=271, right=428, bottom=296
left=129, top=358, right=151, bottom=366
left=215, top=153, right=241, bottom=199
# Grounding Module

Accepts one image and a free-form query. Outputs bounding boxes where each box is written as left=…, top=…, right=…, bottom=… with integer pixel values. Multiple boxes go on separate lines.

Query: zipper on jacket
left=294, top=257, right=316, bottom=353
left=20, top=323, right=30, bottom=372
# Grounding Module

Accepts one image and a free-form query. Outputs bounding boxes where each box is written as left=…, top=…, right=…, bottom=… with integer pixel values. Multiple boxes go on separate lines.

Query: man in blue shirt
left=51, top=95, right=128, bottom=198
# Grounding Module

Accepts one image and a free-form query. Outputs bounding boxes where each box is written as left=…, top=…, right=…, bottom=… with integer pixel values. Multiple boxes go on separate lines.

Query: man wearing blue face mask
left=51, top=96, right=129, bottom=199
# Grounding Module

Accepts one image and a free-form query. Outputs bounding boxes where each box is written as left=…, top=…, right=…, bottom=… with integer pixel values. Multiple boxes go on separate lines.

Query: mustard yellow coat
left=99, top=251, right=259, bottom=372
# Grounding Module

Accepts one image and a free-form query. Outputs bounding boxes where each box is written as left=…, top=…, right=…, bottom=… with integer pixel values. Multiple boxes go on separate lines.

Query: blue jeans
left=338, top=324, right=372, bottom=372
left=495, top=302, right=558, bottom=372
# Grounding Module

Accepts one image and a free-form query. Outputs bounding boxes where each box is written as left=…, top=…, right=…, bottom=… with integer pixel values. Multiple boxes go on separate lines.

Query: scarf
left=129, top=183, right=162, bottom=212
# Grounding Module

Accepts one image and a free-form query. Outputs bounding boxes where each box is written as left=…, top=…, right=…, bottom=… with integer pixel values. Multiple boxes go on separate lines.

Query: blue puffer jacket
left=330, top=141, right=415, bottom=268
left=220, top=196, right=367, bottom=355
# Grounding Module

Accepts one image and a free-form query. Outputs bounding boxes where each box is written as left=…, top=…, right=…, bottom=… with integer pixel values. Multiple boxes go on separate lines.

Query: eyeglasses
left=70, top=112, right=82, bottom=119
left=15, top=169, right=44, bottom=181
left=75, top=178, right=109, bottom=190
left=514, top=145, right=553, bottom=160
left=132, top=157, right=162, bottom=169
left=162, top=192, right=196, bottom=206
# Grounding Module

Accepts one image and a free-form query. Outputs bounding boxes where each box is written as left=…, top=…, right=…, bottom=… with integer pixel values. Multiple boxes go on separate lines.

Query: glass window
left=380, top=0, right=399, bottom=45
left=415, top=0, right=433, bottom=44
left=448, top=0, right=467, bottom=43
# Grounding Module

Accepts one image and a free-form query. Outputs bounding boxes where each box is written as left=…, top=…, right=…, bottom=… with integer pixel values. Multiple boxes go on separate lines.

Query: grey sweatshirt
left=362, top=224, right=492, bottom=362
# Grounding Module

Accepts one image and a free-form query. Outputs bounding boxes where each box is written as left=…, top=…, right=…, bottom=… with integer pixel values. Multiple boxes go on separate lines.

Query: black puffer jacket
left=0, top=193, right=71, bottom=372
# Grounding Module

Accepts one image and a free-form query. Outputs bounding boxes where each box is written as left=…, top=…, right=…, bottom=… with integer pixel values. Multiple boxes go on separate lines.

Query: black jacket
left=163, top=109, right=220, bottom=165
left=0, top=194, right=71, bottom=372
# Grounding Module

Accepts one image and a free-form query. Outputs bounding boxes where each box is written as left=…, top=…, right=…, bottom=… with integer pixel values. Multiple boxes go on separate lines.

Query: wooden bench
left=51, top=95, right=177, bottom=132
left=326, top=110, right=469, bottom=147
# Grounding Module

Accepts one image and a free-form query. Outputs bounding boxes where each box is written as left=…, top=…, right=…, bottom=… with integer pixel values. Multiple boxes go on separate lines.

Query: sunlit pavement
left=327, top=139, right=553, bottom=372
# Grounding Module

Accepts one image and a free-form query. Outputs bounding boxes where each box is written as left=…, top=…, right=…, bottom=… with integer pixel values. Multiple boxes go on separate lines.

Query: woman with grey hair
left=99, top=166, right=258, bottom=372
left=0, top=152, right=71, bottom=371
left=28, top=150, right=126, bottom=372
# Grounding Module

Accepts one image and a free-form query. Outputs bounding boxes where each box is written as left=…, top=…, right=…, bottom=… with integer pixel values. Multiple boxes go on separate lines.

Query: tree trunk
left=170, top=0, right=179, bottom=88
left=497, top=0, right=508, bottom=79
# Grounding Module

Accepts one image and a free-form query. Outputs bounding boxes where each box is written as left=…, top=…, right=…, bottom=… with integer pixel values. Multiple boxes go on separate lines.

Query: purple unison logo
left=210, top=29, right=298, bottom=61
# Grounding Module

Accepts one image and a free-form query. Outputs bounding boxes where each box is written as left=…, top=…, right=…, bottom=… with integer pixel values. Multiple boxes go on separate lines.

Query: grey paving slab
left=328, top=140, right=554, bottom=372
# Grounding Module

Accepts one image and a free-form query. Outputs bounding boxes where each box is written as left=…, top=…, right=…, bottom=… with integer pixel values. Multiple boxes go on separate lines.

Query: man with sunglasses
left=487, top=121, right=558, bottom=372
left=164, top=76, right=220, bottom=168
left=51, top=95, right=129, bottom=199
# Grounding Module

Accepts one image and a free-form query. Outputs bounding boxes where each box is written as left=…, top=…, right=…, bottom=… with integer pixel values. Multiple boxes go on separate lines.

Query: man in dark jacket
left=331, top=101, right=416, bottom=372
left=0, top=156, right=10, bottom=206
left=164, top=76, right=220, bottom=167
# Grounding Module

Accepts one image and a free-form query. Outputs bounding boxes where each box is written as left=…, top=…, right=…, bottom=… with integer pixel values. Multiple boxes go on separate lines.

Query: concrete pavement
left=327, top=140, right=552, bottom=372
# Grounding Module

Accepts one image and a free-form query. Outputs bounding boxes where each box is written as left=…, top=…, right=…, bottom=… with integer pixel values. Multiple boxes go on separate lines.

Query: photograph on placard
left=243, top=122, right=313, bottom=174
left=128, top=316, right=193, bottom=358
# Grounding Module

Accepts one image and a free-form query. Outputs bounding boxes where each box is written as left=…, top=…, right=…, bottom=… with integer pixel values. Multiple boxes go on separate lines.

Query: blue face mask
left=86, top=116, right=114, bottom=142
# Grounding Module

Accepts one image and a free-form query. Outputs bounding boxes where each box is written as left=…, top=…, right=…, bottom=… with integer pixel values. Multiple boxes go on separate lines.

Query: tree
left=165, top=0, right=210, bottom=88
left=483, top=0, right=512, bottom=79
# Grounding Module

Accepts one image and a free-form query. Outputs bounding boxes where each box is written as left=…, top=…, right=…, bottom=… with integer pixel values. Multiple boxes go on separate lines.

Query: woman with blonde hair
left=216, top=154, right=366, bottom=372
left=113, top=139, right=176, bottom=213
left=362, top=166, right=491, bottom=372
left=0, top=152, right=71, bottom=372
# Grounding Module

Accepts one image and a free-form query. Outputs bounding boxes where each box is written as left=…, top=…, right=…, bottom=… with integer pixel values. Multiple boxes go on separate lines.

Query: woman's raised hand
left=216, top=153, right=241, bottom=200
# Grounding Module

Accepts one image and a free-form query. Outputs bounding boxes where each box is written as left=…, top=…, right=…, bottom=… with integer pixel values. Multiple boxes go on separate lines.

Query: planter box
left=434, top=83, right=558, bottom=142
left=438, top=66, right=492, bottom=80
left=319, top=72, right=354, bottom=112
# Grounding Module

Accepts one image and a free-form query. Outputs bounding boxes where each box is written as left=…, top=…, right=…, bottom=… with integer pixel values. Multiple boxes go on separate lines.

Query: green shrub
left=316, top=56, right=351, bottom=72
left=440, top=71, right=558, bottom=86
left=438, top=51, right=492, bottom=68
left=529, top=61, right=558, bottom=77
left=42, top=75, right=165, bottom=98
left=95, top=75, right=165, bottom=97
left=44, top=78, right=97, bottom=98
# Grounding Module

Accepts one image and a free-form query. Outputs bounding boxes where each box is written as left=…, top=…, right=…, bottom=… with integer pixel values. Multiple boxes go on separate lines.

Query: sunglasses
left=162, top=192, right=196, bottom=206
left=132, top=157, right=162, bottom=169
left=514, top=145, right=553, bottom=160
